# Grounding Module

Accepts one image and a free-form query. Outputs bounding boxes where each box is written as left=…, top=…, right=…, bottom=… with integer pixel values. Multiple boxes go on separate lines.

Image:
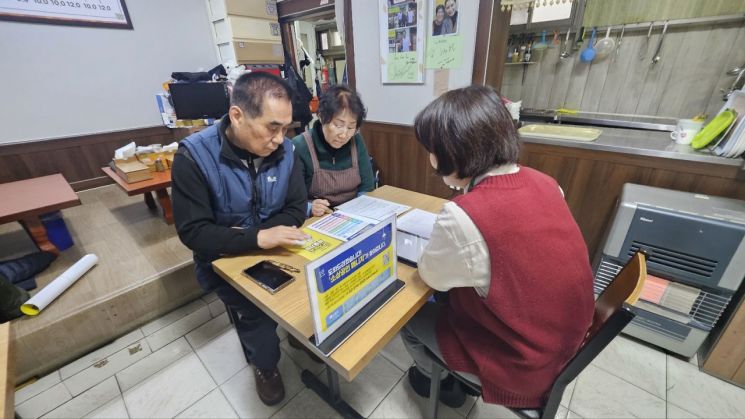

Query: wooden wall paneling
left=343, top=0, right=356, bottom=90
left=532, top=46, right=562, bottom=110
left=628, top=28, right=682, bottom=116
left=520, top=141, right=745, bottom=256
left=361, top=122, right=452, bottom=199
left=472, top=0, right=494, bottom=85
left=704, top=24, right=745, bottom=117
left=596, top=33, right=644, bottom=113
left=579, top=44, right=615, bottom=112
left=501, top=66, right=524, bottom=100
left=703, top=295, right=745, bottom=383
left=669, top=25, right=732, bottom=117
left=546, top=52, right=576, bottom=110
left=563, top=43, right=593, bottom=109
left=644, top=27, right=706, bottom=116
left=613, top=32, right=657, bottom=114
left=0, top=127, right=175, bottom=191
left=640, top=29, right=686, bottom=118
left=521, top=56, right=543, bottom=107
left=484, top=2, right=512, bottom=89
left=510, top=22, right=745, bottom=117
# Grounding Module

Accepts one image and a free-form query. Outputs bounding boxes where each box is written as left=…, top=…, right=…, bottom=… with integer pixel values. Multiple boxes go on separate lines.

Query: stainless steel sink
left=518, top=124, right=603, bottom=142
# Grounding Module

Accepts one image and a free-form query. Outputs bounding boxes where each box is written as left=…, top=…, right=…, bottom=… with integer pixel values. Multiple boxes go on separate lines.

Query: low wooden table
left=0, top=322, right=13, bottom=419
left=213, top=186, right=444, bottom=417
left=102, top=167, right=173, bottom=224
left=0, top=174, right=81, bottom=254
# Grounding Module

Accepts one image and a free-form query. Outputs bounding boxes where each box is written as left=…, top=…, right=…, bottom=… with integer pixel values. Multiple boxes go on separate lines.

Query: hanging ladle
left=560, top=28, right=571, bottom=59
left=651, top=20, right=669, bottom=65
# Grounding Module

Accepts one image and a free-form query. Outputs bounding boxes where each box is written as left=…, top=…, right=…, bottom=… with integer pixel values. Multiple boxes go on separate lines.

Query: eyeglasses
left=266, top=260, right=301, bottom=273
left=331, top=121, right=358, bottom=135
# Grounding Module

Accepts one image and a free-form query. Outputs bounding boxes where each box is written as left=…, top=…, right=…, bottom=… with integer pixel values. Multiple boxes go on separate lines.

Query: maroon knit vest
left=436, top=167, right=594, bottom=407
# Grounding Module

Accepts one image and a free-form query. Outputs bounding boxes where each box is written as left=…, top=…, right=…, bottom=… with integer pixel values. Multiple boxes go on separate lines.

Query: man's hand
left=257, top=226, right=310, bottom=249
left=311, top=199, right=333, bottom=217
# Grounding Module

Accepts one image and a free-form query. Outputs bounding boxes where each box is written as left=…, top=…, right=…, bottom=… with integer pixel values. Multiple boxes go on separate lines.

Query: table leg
left=155, top=188, right=174, bottom=224
left=143, top=191, right=157, bottom=210
left=19, top=218, right=59, bottom=255
left=301, top=369, right=363, bottom=419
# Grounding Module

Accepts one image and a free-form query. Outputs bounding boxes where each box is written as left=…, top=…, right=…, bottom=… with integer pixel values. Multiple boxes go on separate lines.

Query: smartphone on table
left=242, top=261, right=295, bottom=294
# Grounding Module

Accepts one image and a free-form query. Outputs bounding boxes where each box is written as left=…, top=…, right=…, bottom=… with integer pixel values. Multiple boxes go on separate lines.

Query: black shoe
left=253, top=367, right=285, bottom=406
left=407, top=366, right=467, bottom=408
left=0, top=251, right=57, bottom=289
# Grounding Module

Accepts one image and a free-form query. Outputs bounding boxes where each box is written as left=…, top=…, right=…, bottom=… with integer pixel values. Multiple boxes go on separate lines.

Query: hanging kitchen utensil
left=580, top=27, right=597, bottom=62
left=652, top=20, right=669, bottom=65
left=560, top=28, right=572, bottom=59
left=615, top=25, right=625, bottom=58
left=534, top=30, right=548, bottom=50
left=595, top=27, right=616, bottom=60
left=551, top=30, right=560, bottom=47
left=639, top=22, right=654, bottom=61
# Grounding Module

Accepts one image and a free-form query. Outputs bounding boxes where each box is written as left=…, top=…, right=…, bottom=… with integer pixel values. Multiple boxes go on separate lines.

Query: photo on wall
left=380, top=0, right=425, bottom=84
left=431, top=0, right=459, bottom=36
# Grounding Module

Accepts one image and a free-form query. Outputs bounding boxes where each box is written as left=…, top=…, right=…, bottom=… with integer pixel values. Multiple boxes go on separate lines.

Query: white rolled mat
left=20, top=254, right=98, bottom=316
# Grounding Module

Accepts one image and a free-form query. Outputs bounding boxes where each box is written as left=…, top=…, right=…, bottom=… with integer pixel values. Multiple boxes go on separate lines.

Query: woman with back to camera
left=400, top=85, right=595, bottom=408
left=292, top=85, right=375, bottom=217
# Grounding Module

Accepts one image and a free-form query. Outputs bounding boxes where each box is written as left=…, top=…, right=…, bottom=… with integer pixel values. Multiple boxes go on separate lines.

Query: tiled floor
left=13, top=295, right=745, bottom=418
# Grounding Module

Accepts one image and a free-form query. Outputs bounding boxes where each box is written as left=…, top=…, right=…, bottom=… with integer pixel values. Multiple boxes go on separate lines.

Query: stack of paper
left=336, top=195, right=411, bottom=221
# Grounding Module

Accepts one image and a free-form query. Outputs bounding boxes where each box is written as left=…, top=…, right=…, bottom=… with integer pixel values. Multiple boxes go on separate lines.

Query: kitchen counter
left=520, top=123, right=743, bottom=167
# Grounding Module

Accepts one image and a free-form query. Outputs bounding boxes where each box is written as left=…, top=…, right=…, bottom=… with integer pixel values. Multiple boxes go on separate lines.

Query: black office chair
left=426, top=252, right=647, bottom=419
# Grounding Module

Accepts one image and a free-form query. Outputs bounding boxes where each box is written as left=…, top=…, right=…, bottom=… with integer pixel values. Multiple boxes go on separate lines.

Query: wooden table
left=213, top=186, right=445, bottom=417
left=0, top=322, right=14, bottom=419
left=0, top=174, right=81, bottom=254
left=102, top=167, right=173, bottom=224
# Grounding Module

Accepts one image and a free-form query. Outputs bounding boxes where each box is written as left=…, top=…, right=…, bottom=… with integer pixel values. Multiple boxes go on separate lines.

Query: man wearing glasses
left=172, top=72, right=308, bottom=406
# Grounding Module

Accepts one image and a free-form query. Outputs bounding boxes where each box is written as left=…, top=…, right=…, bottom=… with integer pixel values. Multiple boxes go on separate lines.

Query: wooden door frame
left=277, top=0, right=356, bottom=90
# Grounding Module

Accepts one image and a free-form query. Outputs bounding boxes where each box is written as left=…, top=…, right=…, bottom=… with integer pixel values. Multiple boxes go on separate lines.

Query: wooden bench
left=102, top=167, right=173, bottom=224
left=0, top=174, right=81, bottom=255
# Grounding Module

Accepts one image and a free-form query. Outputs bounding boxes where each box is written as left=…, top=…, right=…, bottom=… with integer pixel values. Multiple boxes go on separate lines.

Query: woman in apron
left=292, top=85, right=375, bottom=217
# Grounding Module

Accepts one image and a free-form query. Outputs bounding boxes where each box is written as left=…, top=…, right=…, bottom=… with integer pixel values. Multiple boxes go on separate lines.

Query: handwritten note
left=426, top=35, right=463, bottom=69
left=387, top=52, right=419, bottom=83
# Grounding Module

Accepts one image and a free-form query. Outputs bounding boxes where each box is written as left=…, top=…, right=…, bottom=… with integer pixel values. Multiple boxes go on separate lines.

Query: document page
left=396, top=208, right=437, bottom=239
left=336, top=195, right=411, bottom=221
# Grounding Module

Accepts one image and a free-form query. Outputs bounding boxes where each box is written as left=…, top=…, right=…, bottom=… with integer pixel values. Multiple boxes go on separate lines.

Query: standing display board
left=305, top=215, right=404, bottom=355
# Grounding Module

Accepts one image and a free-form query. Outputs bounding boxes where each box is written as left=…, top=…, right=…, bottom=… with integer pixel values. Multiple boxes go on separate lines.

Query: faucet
left=723, top=64, right=745, bottom=101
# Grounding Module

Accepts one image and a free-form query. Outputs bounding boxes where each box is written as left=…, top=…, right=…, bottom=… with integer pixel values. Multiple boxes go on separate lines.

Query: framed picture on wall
left=379, top=0, right=425, bottom=84
left=0, top=0, right=133, bottom=29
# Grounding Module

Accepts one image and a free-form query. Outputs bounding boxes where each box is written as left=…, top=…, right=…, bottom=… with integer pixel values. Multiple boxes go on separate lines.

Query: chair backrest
left=539, top=252, right=647, bottom=419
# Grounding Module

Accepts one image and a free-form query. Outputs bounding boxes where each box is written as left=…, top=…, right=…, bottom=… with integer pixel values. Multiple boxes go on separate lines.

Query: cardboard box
left=111, top=158, right=152, bottom=183
left=234, top=39, right=284, bottom=64
left=225, top=0, right=277, bottom=20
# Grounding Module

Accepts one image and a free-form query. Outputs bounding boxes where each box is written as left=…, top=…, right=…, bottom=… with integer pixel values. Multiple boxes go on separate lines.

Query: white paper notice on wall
left=433, top=69, right=449, bottom=96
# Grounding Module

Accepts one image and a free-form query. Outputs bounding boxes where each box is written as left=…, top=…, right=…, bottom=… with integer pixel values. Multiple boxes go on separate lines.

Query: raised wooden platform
left=1, top=184, right=202, bottom=383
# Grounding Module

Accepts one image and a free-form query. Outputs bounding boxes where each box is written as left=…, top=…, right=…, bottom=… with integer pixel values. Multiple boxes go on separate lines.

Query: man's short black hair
left=231, top=72, right=292, bottom=118
left=317, top=85, right=367, bottom=128
left=414, top=84, right=520, bottom=179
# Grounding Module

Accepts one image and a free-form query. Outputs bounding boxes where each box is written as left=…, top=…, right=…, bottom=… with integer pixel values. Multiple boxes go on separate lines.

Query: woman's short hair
left=435, top=4, right=445, bottom=14
left=318, top=85, right=368, bottom=128
left=414, top=84, right=520, bottom=178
